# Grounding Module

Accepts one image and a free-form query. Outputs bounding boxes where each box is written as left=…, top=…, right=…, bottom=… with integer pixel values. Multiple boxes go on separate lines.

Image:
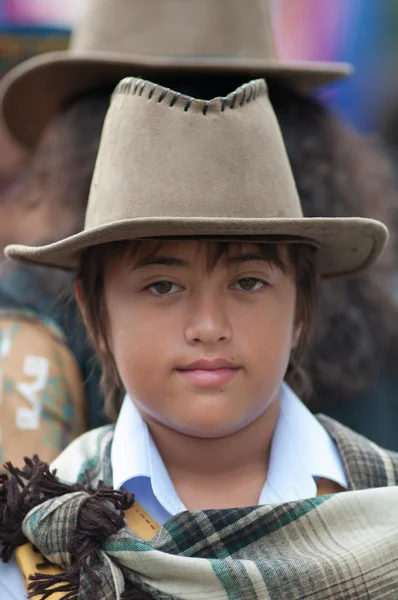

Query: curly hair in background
left=268, top=79, right=398, bottom=420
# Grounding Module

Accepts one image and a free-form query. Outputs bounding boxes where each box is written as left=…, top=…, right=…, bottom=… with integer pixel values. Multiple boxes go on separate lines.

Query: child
left=2, top=0, right=398, bottom=465
left=1, top=77, right=398, bottom=600
left=2, top=0, right=349, bottom=465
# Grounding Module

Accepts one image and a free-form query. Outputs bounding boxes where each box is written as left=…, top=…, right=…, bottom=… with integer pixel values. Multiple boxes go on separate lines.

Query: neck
left=146, top=392, right=281, bottom=510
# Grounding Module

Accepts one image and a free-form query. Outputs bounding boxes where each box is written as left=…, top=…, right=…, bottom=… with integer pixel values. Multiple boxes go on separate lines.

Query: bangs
left=97, top=236, right=315, bottom=275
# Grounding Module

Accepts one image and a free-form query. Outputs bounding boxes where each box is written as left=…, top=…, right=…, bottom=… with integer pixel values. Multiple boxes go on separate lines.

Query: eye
left=147, top=281, right=182, bottom=295
left=231, top=277, right=267, bottom=292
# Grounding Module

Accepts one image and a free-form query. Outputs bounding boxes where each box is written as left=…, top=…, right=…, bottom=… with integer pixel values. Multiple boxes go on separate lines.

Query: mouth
left=176, top=359, right=241, bottom=389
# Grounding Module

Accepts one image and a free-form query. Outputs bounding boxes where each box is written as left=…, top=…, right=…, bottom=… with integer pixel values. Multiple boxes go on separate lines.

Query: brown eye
left=234, top=278, right=265, bottom=292
left=148, top=281, right=180, bottom=295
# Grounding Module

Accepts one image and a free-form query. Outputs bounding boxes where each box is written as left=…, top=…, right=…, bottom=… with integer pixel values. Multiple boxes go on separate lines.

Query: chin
left=172, top=414, right=246, bottom=439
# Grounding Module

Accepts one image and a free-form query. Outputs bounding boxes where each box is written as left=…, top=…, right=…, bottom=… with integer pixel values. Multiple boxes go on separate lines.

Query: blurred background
left=2, top=0, right=398, bottom=180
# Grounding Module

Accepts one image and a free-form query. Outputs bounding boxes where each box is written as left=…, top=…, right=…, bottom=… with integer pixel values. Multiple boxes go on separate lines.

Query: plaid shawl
left=2, top=415, right=398, bottom=600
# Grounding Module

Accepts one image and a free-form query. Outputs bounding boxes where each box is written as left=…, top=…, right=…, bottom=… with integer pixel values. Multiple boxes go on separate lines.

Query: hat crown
left=71, top=0, right=276, bottom=62
left=84, top=77, right=302, bottom=233
left=3, top=82, right=386, bottom=277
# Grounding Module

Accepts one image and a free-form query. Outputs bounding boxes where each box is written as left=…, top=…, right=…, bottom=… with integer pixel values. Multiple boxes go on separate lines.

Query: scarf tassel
left=0, top=456, right=92, bottom=562
left=0, top=457, right=139, bottom=599
left=28, top=571, right=79, bottom=600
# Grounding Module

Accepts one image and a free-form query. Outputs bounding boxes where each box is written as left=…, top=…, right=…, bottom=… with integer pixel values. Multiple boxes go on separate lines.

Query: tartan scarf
left=2, top=415, right=398, bottom=600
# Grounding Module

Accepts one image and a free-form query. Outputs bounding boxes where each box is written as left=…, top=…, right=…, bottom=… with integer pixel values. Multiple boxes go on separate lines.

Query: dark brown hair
left=76, top=240, right=319, bottom=420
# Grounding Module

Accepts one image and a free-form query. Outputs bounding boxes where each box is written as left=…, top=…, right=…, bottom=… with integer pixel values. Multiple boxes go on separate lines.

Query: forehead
left=123, top=239, right=289, bottom=268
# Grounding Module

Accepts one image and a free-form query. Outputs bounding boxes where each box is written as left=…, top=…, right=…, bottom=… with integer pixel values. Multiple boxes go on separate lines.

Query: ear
left=291, top=321, right=303, bottom=350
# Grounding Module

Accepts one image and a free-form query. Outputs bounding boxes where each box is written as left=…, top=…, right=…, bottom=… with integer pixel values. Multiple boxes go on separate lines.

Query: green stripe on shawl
left=210, top=558, right=257, bottom=600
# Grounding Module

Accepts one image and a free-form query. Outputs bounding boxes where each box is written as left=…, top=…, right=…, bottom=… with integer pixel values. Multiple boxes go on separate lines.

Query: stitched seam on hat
left=113, top=78, right=267, bottom=115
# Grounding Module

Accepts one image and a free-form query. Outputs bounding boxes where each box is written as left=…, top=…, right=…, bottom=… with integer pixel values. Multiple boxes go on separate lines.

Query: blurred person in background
left=0, top=131, right=24, bottom=203
left=0, top=13, right=70, bottom=254
left=1, top=0, right=398, bottom=472
left=380, top=100, right=398, bottom=212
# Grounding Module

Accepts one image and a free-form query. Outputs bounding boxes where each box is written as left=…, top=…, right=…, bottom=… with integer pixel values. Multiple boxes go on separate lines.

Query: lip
left=179, top=358, right=238, bottom=370
left=177, top=358, right=241, bottom=389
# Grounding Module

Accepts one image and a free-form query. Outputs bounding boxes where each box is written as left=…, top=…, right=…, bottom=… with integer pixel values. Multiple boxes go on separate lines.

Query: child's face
left=104, top=240, right=300, bottom=438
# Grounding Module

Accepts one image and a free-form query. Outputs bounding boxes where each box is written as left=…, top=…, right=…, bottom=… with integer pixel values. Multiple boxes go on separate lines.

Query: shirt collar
left=111, top=383, right=347, bottom=517
left=111, top=396, right=185, bottom=515
left=260, top=383, right=347, bottom=504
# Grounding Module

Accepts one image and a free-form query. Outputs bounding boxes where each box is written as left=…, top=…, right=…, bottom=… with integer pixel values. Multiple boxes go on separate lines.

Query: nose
left=184, top=288, right=232, bottom=346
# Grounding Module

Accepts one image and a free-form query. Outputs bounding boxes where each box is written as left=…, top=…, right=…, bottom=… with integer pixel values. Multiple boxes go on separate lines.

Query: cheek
left=235, top=288, right=297, bottom=372
left=105, top=290, right=179, bottom=397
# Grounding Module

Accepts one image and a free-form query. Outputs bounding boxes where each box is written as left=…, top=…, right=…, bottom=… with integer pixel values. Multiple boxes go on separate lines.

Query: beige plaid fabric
left=2, top=415, right=397, bottom=599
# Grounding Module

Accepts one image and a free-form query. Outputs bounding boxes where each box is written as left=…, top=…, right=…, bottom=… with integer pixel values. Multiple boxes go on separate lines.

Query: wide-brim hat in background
left=6, top=77, right=387, bottom=278
left=0, top=0, right=352, bottom=148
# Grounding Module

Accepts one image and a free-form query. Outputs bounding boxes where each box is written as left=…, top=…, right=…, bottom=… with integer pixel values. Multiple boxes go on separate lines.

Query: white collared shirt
left=0, top=383, right=347, bottom=599
left=112, top=382, right=347, bottom=523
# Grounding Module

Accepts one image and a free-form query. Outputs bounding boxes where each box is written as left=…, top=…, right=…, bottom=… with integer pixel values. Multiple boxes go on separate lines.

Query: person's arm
left=0, top=555, right=27, bottom=599
left=0, top=316, right=86, bottom=466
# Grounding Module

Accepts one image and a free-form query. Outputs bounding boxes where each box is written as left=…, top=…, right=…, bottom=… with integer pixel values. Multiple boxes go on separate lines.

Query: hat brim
left=0, top=50, right=352, bottom=148
left=5, top=217, right=387, bottom=279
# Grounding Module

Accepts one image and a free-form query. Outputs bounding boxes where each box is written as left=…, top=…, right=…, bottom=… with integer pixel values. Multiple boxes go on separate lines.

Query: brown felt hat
left=0, top=0, right=352, bottom=148
left=5, top=77, right=387, bottom=277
